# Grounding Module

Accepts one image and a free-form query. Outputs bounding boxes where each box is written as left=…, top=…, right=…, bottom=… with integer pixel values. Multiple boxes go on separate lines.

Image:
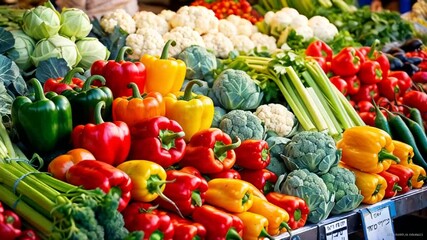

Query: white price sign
left=360, top=203, right=395, bottom=240
left=325, top=219, right=348, bottom=240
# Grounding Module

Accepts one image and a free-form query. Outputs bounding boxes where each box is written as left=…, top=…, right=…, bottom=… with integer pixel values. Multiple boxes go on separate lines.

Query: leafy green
left=89, top=18, right=128, bottom=61
left=35, top=58, right=70, bottom=83
left=0, top=27, right=14, bottom=54
left=0, top=54, right=27, bottom=97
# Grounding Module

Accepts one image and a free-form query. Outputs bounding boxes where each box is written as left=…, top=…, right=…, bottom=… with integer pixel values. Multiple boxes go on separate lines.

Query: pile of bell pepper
left=0, top=201, right=39, bottom=240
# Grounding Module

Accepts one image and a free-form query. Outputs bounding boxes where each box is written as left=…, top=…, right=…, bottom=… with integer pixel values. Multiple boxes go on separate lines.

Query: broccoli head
left=212, top=68, right=263, bottom=111
left=321, top=166, right=363, bottom=215
left=218, top=109, right=264, bottom=141
left=280, top=169, right=335, bottom=224
left=282, top=131, right=341, bottom=175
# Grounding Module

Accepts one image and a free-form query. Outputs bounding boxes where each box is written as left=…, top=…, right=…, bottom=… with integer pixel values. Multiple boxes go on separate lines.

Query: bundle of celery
left=225, top=51, right=364, bottom=138
left=0, top=118, right=142, bottom=240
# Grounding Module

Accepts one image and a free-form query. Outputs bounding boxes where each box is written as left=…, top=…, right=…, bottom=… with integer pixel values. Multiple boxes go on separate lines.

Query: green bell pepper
left=12, top=78, right=72, bottom=153
left=61, top=75, right=113, bottom=126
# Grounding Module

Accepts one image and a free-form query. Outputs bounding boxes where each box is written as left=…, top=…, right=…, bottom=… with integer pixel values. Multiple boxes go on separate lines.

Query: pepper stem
left=160, top=40, right=176, bottom=59
left=159, top=130, right=185, bottom=150
left=150, top=231, right=164, bottom=240
left=417, top=174, right=427, bottom=182
left=378, top=149, right=400, bottom=163
left=94, top=101, right=106, bottom=125
left=368, top=39, right=381, bottom=60
left=61, top=67, right=84, bottom=85
left=181, top=80, right=204, bottom=101
left=30, top=78, right=46, bottom=101
left=258, top=228, right=274, bottom=240
left=127, top=82, right=143, bottom=99
left=241, top=192, right=250, bottom=205
left=191, top=190, right=202, bottom=207
left=372, top=184, right=382, bottom=196
left=82, top=75, right=106, bottom=91
left=214, top=137, right=241, bottom=162
left=116, top=46, right=133, bottom=62
left=392, top=183, right=402, bottom=192
left=225, top=228, right=242, bottom=240
left=148, top=175, right=184, bottom=218
left=279, top=221, right=292, bottom=233
left=294, top=209, right=302, bottom=222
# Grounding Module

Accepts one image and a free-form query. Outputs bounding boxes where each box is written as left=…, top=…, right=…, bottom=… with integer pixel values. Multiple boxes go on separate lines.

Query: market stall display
left=0, top=0, right=426, bottom=239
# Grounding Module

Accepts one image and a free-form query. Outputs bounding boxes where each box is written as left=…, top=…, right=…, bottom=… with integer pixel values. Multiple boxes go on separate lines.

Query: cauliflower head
left=321, top=166, right=363, bottom=215
left=229, top=35, right=255, bottom=54
left=280, top=169, right=335, bottom=223
left=162, top=26, right=205, bottom=57
left=133, top=11, right=169, bottom=35
left=158, top=9, right=176, bottom=22
left=212, top=69, right=263, bottom=111
left=219, top=109, right=264, bottom=141
left=282, top=131, right=341, bottom=175
left=254, top=103, right=296, bottom=137
left=100, top=9, right=136, bottom=34
left=217, top=19, right=238, bottom=37
left=169, top=6, right=219, bottom=35
left=250, top=32, right=278, bottom=53
left=202, top=32, right=234, bottom=59
left=125, top=28, right=165, bottom=60
left=308, top=16, right=338, bottom=42
left=226, top=15, right=254, bottom=37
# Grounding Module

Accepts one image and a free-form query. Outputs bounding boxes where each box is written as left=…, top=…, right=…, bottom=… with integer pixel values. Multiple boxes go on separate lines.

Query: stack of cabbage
left=14, top=3, right=109, bottom=72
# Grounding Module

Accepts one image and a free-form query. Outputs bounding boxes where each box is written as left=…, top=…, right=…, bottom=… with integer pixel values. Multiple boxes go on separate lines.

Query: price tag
left=360, top=201, right=395, bottom=240
left=325, top=219, right=348, bottom=240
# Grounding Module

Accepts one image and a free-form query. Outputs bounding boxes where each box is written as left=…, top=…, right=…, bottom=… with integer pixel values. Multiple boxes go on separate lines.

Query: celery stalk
left=285, top=66, right=328, bottom=131
left=0, top=118, right=15, bottom=158
left=332, top=86, right=366, bottom=127
left=307, top=87, right=339, bottom=137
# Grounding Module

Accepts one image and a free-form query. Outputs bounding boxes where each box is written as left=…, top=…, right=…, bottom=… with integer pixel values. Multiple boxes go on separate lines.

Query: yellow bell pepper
left=248, top=196, right=291, bottom=236
left=406, top=163, right=426, bottom=189
left=393, top=140, right=414, bottom=165
left=140, top=40, right=186, bottom=95
left=234, top=211, right=274, bottom=240
left=205, top=178, right=254, bottom=213
left=340, top=162, right=387, bottom=204
left=164, top=80, right=214, bottom=142
left=116, top=160, right=167, bottom=202
left=337, top=126, right=400, bottom=173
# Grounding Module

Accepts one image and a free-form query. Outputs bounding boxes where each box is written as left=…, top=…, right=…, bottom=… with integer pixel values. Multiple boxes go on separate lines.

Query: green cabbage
left=8, top=30, right=36, bottom=71
left=22, top=5, right=60, bottom=41
left=59, top=8, right=92, bottom=41
left=76, top=38, right=110, bottom=70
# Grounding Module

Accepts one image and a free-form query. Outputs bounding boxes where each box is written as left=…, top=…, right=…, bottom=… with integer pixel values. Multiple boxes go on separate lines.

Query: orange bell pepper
left=47, top=148, right=96, bottom=181
left=112, top=82, right=165, bottom=129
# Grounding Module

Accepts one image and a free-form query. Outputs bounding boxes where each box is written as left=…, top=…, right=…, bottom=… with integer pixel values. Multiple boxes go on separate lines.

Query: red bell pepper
left=358, top=60, right=383, bottom=85
left=71, top=101, right=131, bottom=166
left=351, top=84, right=379, bottom=103
left=179, top=166, right=204, bottom=179
left=386, top=164, right=414, bottom=195
left=329, top=76, right=348, bottom=96
left=265, top=192, right=309, bottom=230
left=234, top=139, right=270, bottom=170
left=121, top=202, right=174, bottom=240
left=378, top=171, right=402, bottom=198
left=402, top=90, right=427, bottom=116
left=0, top=221, right=21, bottom=240
left=331, top=47, right=365, bottom=77
left=18, top=230, right=39, bottom=240
left=343, top=75, right=361, bottom=95
left=359, top=39, right=390, bottom=79
left=377, top=76, right=400, bottom=101
left=179, top=128, right=241, bottom=174
left=358, top=111, right=376, bottom=127
left=154, top=169, right=208, bottom=216
left=65, top=160, right=132, bottom=211
left=128, top=116, right=186, bottom=168
left=305, top=40, right=333, bottom=61
left=91, top=46, right=146, bottom=98
left=412, top=71, right=427, bottom=84
left=43, top=67, right=85, bottom=94
left=2, top=210, right=21, bottom=229
left=239, top=169, right=277, bottom=194
left=355, top=100, right=374, bottom=113
left=208, top=168, right=241, bottom=180
left=388, top=71, right=412, bottom=96
left=168, top=212, right=207, bottom=240
left=192, top=204, right=243, bottom=240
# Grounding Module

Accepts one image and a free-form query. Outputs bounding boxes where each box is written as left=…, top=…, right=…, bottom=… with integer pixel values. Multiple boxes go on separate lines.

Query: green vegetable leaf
left=0, top=81, right=13, bottom=118
left=35, top=58, right=69, bottom=83
left=0, top=27, right=14, bottom=54
left=0, top=54, right=27, bottom=96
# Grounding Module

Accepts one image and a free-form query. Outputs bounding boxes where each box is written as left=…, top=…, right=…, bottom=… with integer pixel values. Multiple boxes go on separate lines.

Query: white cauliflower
left=162, top=26, right=206, bottom=57
left=126, top=28, right=165, bottom=60
left=263, top=11, right=276, bottom=25
left=100, top=9, right=136, bottom=34
left=250, top=32, right=278, bottom=53
left=254, top=103, right=296, bottom=137
left=229, top=35, right=255, bottom=54
left=290, top=14, right=309, bottom=28
left=308, top=16, right=338, bottom=42
left=158, top=9, right=176, bottom=22
left=269, top=8, right=300, bottom=36
left=294, top=25, right=314, bottom=41
left=217, top=19, right=237, bottom=37
left=202, top=32, right=234, bottom=59
left=226, top=15, right=254, bottom=37
left=133, top=11, right=169, bottom=35
left=169, top=6, right=219, bottom=35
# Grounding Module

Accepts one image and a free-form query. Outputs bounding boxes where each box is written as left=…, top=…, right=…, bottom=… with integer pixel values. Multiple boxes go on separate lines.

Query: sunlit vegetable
left=21, top=5, right=60, bottom=41
left=76, top=37, right=110, bottom=70
left=9, top=30, right=36, bottom=71
left=59, top=8, right=92, bottom=41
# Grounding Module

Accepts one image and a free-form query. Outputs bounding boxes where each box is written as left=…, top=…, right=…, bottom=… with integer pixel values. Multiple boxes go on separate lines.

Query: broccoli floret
left=218, top=109, right=264, bottom=141
left=282, top=131, right=341, bottom=175
left=211, top=106, right=227, bottom=128
left=212, top=69, right=263, bottom=111
left=321, top=166, right=363, bottom=215
left=280, top=169, right=335, bottom=224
